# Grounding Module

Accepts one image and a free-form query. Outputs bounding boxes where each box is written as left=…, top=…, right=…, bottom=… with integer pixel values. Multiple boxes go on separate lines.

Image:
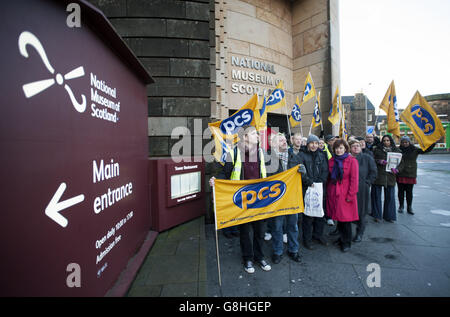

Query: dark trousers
left=372, top=185, right=396, bottom=221
left=240, top=220, right=265, bottom=262
left=398, top=183, right=414, bottom=208
left=302, top=214, right=325, bottom=243
left=355, top=212, right=367, bottom=237
left=337, top=221, right=352, bottom=248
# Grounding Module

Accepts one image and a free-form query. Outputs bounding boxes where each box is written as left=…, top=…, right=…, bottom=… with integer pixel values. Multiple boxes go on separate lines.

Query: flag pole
left=286, top=103, right=292, bottom=139
left=212, top=185, right=222, bottom=287
left=309, top=73, right=318, bottom=136
left=318, top=90, right=323, bottom=132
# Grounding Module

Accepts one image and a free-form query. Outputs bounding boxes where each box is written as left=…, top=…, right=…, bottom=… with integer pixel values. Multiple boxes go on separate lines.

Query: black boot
left=398, top=204, right=404, bottom=213
left=352, top=233, right=362, bottom=243
left=407, top=205, right=414, bottom=215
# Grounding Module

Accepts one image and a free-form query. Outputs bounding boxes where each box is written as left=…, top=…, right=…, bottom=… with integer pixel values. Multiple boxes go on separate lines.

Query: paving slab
left=353, top=265, right=450, bottom=297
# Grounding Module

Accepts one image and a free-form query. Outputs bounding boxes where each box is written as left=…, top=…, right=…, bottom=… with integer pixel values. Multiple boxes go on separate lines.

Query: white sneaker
left=327, top=219, right=334, bottom=226
left=283, top=233, right=288, bottom=243
left=244, top=261, right=255, bottom=274
left=264, top=232, right=272, bottom=241
left=258, top=259, right=271, bottom=271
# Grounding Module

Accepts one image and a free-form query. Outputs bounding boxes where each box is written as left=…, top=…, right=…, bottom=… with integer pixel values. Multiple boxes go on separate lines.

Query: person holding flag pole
left=396, top=90, right=444, bottom=214
left=209, top=124, right=273, bottom=275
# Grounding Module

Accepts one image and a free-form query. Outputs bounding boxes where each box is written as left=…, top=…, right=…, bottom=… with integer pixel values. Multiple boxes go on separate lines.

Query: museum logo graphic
left=18, top=31, right=87, bottom=113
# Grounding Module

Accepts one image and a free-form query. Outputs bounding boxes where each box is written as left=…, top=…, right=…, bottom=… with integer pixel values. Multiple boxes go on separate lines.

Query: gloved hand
left=391, top=168, right=399, bottom=174
left=378, top=159, right=387, bottom=165
left=298, top=164, right=307, bottom=175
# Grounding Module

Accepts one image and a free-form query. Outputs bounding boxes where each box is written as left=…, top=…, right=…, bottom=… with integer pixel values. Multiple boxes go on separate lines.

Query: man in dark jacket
left=294, top=134, right=329, bottom=249
left=269, top=133, right=301, bottom=263
left=349, top=140, right=377, bottom=241
left=209, top=125, right=273, bottom=274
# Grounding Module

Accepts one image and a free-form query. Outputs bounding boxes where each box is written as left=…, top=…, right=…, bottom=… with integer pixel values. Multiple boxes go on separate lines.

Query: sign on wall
left=0, top=0, right=152, bottom=296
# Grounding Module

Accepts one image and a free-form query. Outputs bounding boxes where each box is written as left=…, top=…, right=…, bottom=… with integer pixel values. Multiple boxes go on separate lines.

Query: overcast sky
left=339, top=0, right=450, bottom=114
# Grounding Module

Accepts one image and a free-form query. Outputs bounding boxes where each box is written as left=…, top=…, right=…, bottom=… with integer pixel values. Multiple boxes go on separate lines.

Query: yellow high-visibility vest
left=230, top=147, right=267, bottom=180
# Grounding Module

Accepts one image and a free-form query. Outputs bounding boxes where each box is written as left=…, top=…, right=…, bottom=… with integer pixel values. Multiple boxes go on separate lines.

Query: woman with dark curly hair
left=371, top=134, right=401, bottom=223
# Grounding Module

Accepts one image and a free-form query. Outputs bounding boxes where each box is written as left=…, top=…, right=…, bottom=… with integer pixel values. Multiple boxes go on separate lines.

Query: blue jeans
left=372, top=185, right=396, bottom=221
left=272, top=214, right=299, bottom=255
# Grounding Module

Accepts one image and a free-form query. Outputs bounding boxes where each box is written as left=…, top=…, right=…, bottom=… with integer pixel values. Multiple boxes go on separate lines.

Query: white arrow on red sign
left=45, top=182, right=84, bottom=228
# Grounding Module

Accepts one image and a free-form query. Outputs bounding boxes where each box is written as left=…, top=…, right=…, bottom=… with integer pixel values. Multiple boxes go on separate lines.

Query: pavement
left=127, top=154, right=450, bottom=297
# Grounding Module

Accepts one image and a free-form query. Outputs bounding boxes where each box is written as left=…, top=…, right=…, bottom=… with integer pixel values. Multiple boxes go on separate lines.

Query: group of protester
left=209, top=125, right=434, bottom=274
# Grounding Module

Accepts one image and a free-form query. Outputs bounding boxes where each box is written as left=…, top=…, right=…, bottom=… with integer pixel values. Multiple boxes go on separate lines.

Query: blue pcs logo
left=304, top=83, right=312, bottom=97
left=291, top=104, right=301, bottom=122
left=233, top=180, right=286, bottom=210
left=411, top=104, right=435, bottom=135
left=267, top=89, right=284, bottom=106
left=220, top=109, right=253, bottom=135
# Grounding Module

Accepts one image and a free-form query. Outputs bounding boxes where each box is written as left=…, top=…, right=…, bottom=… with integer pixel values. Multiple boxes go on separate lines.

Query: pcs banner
left=214, top=166, right=303, bottom=229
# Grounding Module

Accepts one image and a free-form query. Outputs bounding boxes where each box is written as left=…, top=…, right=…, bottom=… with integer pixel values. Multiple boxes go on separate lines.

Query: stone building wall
left=426, top=93, right=450, bottom=123
left=292, top=0, right=336, bottom=136
left=213, top=0, right=294, bottom=120
left=88, top=0, right=340, bottom=158
left=214, top=0, right=340, bottom=136
left=88, top=0, right=214, bottom=158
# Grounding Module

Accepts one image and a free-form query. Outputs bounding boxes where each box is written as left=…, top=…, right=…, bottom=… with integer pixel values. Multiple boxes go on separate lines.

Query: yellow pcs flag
left=256, top=95, right=267, bottom=131
left=328, top=85, right=341, bottom=125
left=266, top=80, right=286, bottom=111
left=400, top=91, right=445, bottom=151
left=214, top=166, right=304, bottom=229
left=339, top=106, right=348, bottom=141
left=302, top=72, right=317, bottom=104
left=380, top=80, right=400, bottom=137
left=209, top=125, right=234, bottom=165
left=208, top=94, right=259, bottom=164
left=311, top=91, right=322, bottom=128
left=289, top=96, right=302, bottom=127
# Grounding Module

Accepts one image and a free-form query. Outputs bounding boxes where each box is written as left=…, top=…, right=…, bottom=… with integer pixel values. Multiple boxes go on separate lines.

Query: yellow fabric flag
left=266, top=80, right=286, bottom=111
left=209, top=126, right=234, bottom=165
left=214, top=166, right=304, bottom=229
left=208, top=94, right=259, bottom=164
left=301, top=72, right=317, bottom=104
left=328, top=85, right=341, bottom=125
left=380, top=80, right=400, bottom=137
left=256, top=95, right=267, bottom=131
left=289, top=96, right=302, bottom=127
left=311, top=91, right=322, bottom=128
left=400, top=91, right=445, bottom=151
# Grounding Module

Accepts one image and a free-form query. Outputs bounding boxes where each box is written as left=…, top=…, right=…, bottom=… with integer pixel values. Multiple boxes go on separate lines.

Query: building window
left=170, top=171, right=201, bottom=199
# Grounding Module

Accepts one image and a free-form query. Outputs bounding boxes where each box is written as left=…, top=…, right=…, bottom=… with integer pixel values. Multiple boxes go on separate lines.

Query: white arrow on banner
left=45, top=182, right=85, bottom=228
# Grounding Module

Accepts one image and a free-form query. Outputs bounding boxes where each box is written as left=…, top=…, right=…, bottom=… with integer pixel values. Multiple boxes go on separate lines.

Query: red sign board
left=0, top=0, right=152, bottom=296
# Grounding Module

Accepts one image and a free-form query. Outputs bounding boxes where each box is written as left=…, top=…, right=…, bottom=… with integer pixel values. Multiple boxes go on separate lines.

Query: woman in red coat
left=326, top=139, right=359, bottom=252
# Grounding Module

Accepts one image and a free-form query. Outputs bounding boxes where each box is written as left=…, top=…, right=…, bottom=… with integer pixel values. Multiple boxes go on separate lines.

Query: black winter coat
left=354, top=153, right=377, bottom=216
left=397, top=143, right=435, bottom=178
left=373, top=145, right=401, bottom=187
left=294, top=149, right=328, bottom=188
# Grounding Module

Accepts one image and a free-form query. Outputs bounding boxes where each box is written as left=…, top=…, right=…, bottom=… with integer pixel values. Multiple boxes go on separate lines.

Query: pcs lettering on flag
left=214, top=166, right=303, bottom=229
left=233, top=180, right=286, bottom=211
